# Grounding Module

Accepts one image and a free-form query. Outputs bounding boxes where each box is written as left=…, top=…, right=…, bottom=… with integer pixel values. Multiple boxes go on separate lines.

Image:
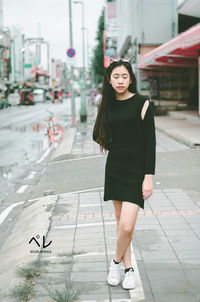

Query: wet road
left=0, top=97, right=81, bottom=203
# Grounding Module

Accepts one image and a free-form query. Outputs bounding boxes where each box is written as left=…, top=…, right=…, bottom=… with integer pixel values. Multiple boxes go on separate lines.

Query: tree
left=90, top=7, right=105, bottom=86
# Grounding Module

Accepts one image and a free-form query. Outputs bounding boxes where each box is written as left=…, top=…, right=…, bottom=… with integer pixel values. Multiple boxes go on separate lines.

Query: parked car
left=20, top=88, right=34, bottom=105
left=33, top=88, right=46, bottom=103
left=0, top=91, right=9, bottom=109
left=8, top=91, right=20, bottom=106
left=51, top=89, right=63, bottom=103
left=45, top=90, right=52, bottom=101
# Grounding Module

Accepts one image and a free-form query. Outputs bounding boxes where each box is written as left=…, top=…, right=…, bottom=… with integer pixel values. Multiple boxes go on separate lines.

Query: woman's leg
left=112, top=201, right=132, bottom=269
left=114, top=201, right=139, bottom=263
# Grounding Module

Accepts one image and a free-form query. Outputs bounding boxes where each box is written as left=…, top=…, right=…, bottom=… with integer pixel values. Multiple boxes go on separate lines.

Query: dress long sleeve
left=142, top=101, right=156, bottom=175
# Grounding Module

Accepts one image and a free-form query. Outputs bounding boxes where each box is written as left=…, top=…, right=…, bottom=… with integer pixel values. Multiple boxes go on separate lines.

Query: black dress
left=103, top=93, right=156, bottom=209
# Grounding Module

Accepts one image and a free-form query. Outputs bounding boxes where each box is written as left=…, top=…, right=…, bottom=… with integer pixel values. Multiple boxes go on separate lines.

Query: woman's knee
left=119, top=223, right=134, bottom=237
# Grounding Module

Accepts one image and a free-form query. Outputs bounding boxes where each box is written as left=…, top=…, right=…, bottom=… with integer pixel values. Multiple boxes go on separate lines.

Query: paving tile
left=73, top=254, right=107, bottom=263
left=143, top=259, right=182, bottom=271
left=111, top=292, right=131, bottom=299
left=183, top=269, right=200, bottom=290
left=173, top=249, right=200, bottom=259
left=141, top=250, right=177, bottom=260
left=164, top=229, right=197, bottom=237
left=136, top=293, right=156, bottom=302
left=135, top=224, right=163, bottom=230
left=73, top=261, right=107, bottom=272
left=146, top=269, right=187, bottom=281
left=160, top=224, right=191, bottom=230
left=78, top=293, right=110, bottom=300
left=140, top=278, right=153, bottom=293
left=156, top=216, right=187, bottom=224
left=153, top=292, right=199, bottom=302
left=74, top=239, right=105, bottom=247
left=181, top=259, right=200, bottom=270
left=149, top=278, right=191, bottom=293
left=170, top=242, right=200, bottom=251
left=71, top=271, right=107, bottom=282
left=72, top=281, right=109, bottom=294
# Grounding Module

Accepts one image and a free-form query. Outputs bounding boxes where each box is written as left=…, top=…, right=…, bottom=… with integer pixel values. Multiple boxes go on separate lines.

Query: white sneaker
left=122, top=268, right=136, bottom=289
left=107, top=259, right=121, bottom=286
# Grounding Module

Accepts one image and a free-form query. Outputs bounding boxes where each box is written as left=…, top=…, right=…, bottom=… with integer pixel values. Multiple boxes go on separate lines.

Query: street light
left=73, top=0, right=87, bottom=123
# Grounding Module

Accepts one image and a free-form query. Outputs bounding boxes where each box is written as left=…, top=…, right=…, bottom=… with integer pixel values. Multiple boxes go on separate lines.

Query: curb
left=50, top=127, right=76, bottom=160
left=155, top=124, right=195, bottom=147
left=0, top=195, right=57, bottom=297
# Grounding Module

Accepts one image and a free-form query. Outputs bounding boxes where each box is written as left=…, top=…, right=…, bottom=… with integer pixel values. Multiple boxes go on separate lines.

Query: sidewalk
left=155, top=110, right=200, bottom=147
left=0, top=103, right=200, bottom=302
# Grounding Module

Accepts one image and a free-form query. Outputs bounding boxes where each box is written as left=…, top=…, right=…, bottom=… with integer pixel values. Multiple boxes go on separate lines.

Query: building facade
left=116, top=0, right=178, bottom=92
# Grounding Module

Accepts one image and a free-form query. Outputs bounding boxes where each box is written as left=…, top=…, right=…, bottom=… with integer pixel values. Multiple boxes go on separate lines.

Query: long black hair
left=93, top=59, right=138, bottom=152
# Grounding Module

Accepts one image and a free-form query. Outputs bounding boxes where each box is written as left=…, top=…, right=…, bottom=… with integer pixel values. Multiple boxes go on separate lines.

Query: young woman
left=93, top=59, right=156, bottom=290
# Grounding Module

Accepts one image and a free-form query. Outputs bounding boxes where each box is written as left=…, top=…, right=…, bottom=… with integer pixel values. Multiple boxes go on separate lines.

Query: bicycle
left=32, top=110, right=64, bottom=145
left=45, top=110, right=63, bottom=145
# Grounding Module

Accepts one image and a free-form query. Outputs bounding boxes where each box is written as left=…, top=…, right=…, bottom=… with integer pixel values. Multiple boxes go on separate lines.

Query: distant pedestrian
left=89, top=89, right=95, bottom=105
left=94, top=89, right=102, bottom=110
left=92, top=59, right=156, bottom=290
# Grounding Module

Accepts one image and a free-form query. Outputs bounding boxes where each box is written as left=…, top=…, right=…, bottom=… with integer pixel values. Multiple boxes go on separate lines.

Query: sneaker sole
left=122, top=283, right=136, bottom=290
left=107, top=277, right=120, bottom=286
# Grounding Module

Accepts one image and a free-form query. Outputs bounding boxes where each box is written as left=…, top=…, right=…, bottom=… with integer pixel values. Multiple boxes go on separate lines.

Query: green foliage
left=42, top=278, right=81, bottom=302
left=57, top=250, right=85, bottom=257
left=91, top=7, right=105, bottom=85
left=10, top=281, right=34, bottom=302
left=15, top=258, right=49, bottom=280
left=16, top=266, right=42, bottom=279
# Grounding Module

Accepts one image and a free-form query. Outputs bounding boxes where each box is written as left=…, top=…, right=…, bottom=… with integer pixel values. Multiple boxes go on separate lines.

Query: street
left=0, top=97, right=81, bottom=205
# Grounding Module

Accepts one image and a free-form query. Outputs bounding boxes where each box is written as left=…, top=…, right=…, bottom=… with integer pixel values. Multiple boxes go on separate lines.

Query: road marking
left=37, top=147, right=51, bottom=163
left=54, top=221, right=116, bottom=229
left=81, top=300, right=131, bottom=302
left=0, top=201, right=24, bottom=225
left=50, top=154, right=104, bottom=165
left=80, top=203, right=101, bottom=207
left=25, top=188, right=104, bottom=204
left=26, top=171, right=36, bottom=180
left=59, top=187, right=104, bottom=194
left=26, top=197, right=40, bottom=203
left=17, top=185, right=28, bottom=194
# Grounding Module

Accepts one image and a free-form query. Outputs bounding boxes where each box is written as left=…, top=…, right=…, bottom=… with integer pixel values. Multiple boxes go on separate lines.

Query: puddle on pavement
left=0, top=163, right=18, bottom=181
left=76, top=131, right=87, bottom=136
left=4, top=123, right=32, bottom=133
left=3, top=121, right=49, bottom=153
left=0, top=122, right=50, bottom=183
left=135, top=229, right=164, bottom=251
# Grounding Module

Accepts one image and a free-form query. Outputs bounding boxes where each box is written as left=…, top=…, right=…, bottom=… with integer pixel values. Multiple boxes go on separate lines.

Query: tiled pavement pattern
left=30, top=188, right=200, bottom=302
left=25, top=103, right=200, bottom=301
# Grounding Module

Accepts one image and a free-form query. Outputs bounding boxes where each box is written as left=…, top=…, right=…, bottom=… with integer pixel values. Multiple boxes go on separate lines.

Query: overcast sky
left=3, top=0, right=105, bottom=67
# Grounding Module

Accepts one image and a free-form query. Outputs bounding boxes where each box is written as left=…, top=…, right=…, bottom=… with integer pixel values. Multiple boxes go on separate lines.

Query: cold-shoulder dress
left=103, top=93, right=156, bottom=209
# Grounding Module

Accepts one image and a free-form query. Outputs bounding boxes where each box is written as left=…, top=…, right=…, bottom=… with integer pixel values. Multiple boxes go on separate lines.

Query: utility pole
left=68, top=0, right=76, bottom=127
left=74, top=0, right=87, bottom=122
left=21, top=34, right=25, bottom=83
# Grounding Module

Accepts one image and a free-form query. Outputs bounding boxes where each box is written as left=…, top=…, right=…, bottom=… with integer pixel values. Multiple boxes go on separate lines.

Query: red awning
left=138, top=23, right=200, bottom=68
left=31, top=64, right=50, bottom=78
left=36, top=69, right=50, bottom=77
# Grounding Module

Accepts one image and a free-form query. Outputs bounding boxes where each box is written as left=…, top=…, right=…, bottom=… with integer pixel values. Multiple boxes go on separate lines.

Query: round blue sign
left=67, top=48, right=76, bottom=57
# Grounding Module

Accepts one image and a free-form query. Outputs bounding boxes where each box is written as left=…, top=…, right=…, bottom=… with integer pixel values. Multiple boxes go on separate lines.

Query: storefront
left=138, top=23, right=200, bottom=116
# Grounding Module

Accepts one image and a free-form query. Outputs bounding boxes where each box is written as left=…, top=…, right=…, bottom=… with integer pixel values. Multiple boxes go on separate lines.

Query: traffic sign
left=66, top=48, right=76, bottom=58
